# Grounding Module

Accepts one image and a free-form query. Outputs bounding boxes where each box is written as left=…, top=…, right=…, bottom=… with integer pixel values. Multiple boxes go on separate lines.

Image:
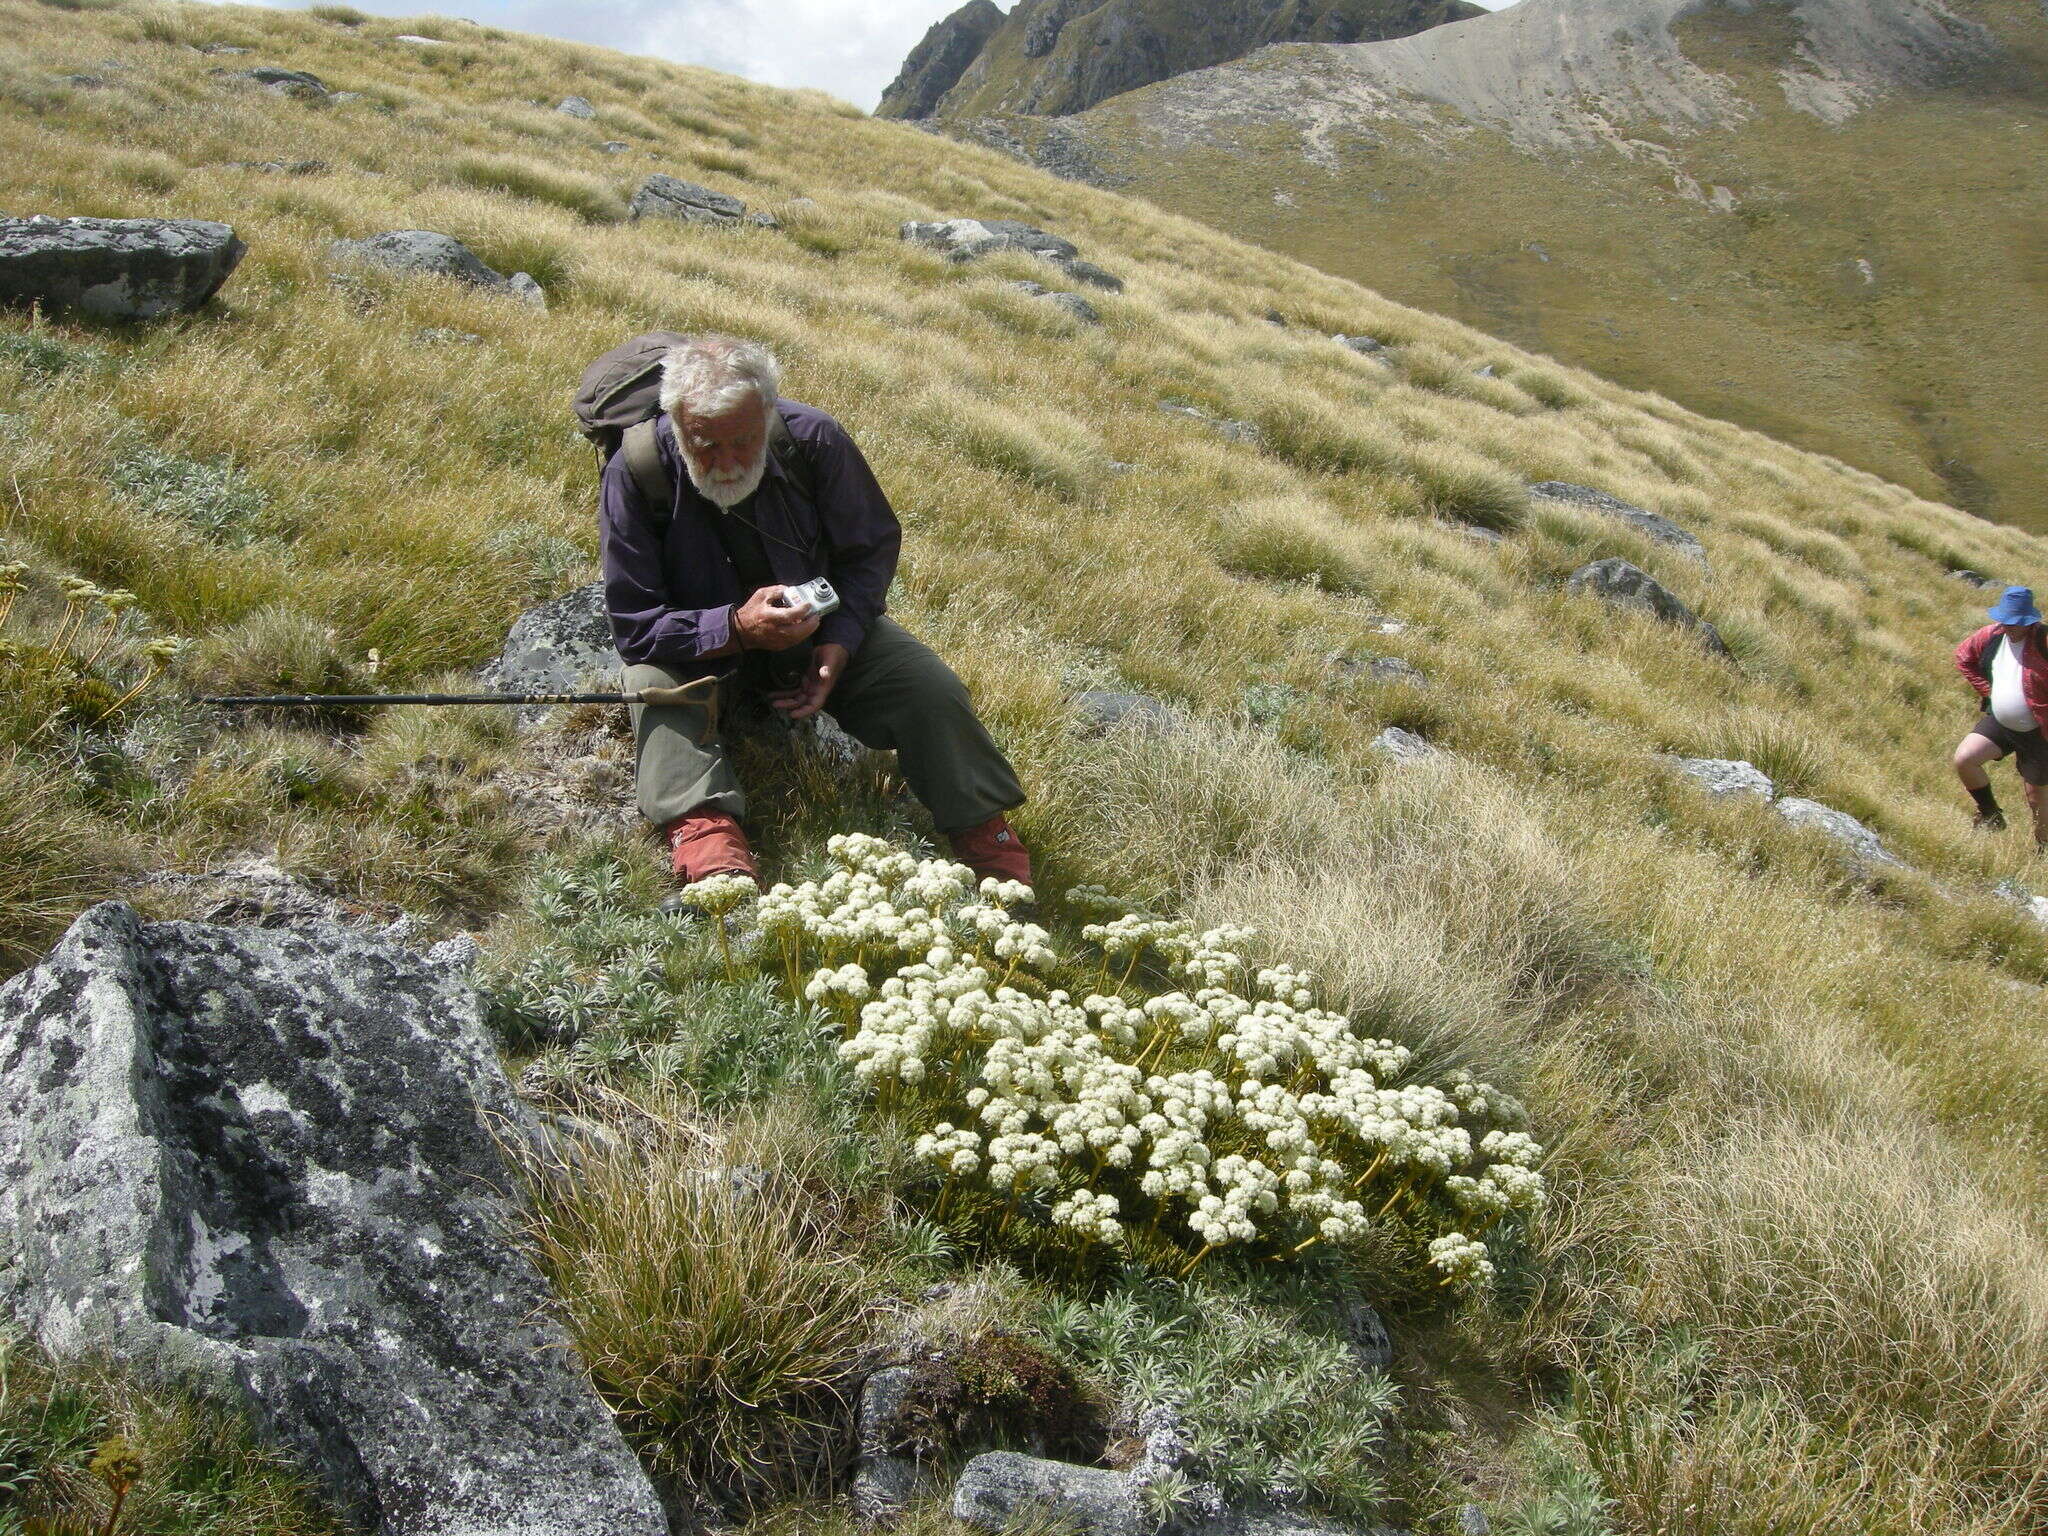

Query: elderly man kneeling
left=598, top=334, right=1031, bottom=889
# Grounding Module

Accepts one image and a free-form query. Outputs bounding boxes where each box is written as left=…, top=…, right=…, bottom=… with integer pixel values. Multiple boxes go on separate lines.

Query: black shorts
left=1970, top=713, right=2048, bottom=786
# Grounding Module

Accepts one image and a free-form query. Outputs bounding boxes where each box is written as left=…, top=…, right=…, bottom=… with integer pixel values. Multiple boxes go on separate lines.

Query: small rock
left=1058, top=257, right=1124, bottom=293
left=1264, top=308, right=1287, bottom=327
left=1335, top=334, right=1388, bottom=356
left=1775, top=797, right=1903, bottom=869
left=0, top=215, right=246, bottom=319
left=1372, top=727, right=1440, bottom=764
left=54, top=73, right=108, bottom=89
left=329, top=91, right=366, bottom=104
left=1008, top=279, right=1049, bottom=297
left=601, top=140, right=631, bottom=153
left=195, top=43, right=252, bottom=55
left=1459, top=1507, right=1491, bottom=1536
left=1074, top=690, right=1178, bottom=736
left=414, top=326, right=485, bottom=345
left=219, top=65, right=330, bottom=99
left=1329, top=652, right=1428, bottom=688
left=393, top=33, right=444, bottom=45
left=1458, top=524, right=1507, bottom=545
left=227, top=158, right=329, bottom=175
left=629, top=173, right=746, bottom=226
left=1340, top=1297, right=1394, bottom=1373
left=747, top=209, right=782, bottom=230
left=954, top=1451, right=1145, bottom=1536
left=1372, top=619, right=1408, bottom=635
left=505, top=270, right=547, bottom=310
left=1106, top=461, right=1138, bottom=474
left=1530, top=482, right=1707, bottom=567
left=1474, top=363, right=1498, bottom=378
left=1668, top=757, right=1775, bottom=800
left=1566, top=558, right=1729, bottom=656
left=1158, top=402, right=1262, bottom=446
left=852, top=1366, right=920, bottom=1523
left=557, top=95, right=596, bottom=118
left=1950, top=569, right=1995, bottom=588
left=1046, top=291, right=1100, bottom=325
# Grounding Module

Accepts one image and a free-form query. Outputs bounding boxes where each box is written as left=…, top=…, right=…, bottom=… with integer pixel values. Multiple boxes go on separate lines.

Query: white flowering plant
left=746, top=833, right=1544, bottom=1290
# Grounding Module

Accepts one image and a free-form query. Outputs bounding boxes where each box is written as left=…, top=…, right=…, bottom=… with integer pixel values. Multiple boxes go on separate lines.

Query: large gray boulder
left=1566, top=558, right=1729, bottom=656
left=0, top=215, right=246, bottom=319
left=0, top=904, right=668, bottom=1536
left=1530, top=482, right=1707, bottom=568
left=628, top=174, right=746, bottom=226
left=1775, top=797, right=1903, bottom=869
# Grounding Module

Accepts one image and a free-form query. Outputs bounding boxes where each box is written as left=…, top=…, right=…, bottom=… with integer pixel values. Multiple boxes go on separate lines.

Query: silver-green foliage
left=1038, top=1280, right=1399, bottom=1523
left=105, top=440, right=272, bottom=545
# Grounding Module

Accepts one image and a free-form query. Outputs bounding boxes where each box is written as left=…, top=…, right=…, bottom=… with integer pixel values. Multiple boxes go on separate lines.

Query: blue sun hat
left=1990, top=586, right=2044, bottom=626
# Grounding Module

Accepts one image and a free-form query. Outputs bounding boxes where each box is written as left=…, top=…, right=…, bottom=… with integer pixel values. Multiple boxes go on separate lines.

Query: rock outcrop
left=0, top=215, right=246, bottom=318
left=0, top=904, right=668, bottom=1536
left=1669, top=756, right=1774, bottom=800
left=1529, top=482, right=1707, bottom=569
left=1566, top=558, right=1729, bottom=657
left=477, top=580, right=619, bottom=703
left=629, top=174, right=748, bottom=226
left=881, top=0, right=1006, bottom=121
left=1775, top=797, right=1903, bottom=869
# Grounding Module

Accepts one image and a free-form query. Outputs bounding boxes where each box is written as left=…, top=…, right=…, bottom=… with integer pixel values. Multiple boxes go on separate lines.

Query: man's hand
left=771, top=642, right=850, bottom=722
left=733, top=585, right=821, bottom=652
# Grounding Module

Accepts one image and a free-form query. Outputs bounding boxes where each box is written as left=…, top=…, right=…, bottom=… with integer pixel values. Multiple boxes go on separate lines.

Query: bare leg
left=1954, top=731, right=2002, bottom=791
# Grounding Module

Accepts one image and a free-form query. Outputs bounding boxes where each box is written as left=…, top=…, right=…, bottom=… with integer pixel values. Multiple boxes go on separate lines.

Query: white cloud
left=270, top=0, right=1523, bottom=111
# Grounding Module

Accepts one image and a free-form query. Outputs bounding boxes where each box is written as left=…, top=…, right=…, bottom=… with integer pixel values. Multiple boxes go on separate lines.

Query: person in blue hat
left=1953, top=585, right=2048, bottom=843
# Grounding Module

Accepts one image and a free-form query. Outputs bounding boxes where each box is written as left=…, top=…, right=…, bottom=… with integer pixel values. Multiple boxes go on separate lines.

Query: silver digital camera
left=778, top=578, right=841, bottom=618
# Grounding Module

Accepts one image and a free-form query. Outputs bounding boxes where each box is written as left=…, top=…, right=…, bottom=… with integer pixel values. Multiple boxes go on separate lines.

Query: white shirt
left=1991, top=634, right=2037, bottom=732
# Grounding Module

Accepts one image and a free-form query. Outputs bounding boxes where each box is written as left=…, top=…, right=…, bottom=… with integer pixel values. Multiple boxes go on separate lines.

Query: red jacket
left=1956, top=624, right=2048, bottom=726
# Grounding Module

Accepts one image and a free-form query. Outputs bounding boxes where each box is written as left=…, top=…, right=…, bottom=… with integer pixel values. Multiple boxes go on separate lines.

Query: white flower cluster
left=739, top=834, right=1542, bottom=1285
left=669, top=871, right=758, bottom=915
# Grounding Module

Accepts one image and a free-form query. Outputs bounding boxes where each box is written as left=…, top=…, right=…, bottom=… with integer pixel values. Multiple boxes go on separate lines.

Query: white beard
left=682, top=443, right=768, bottom=508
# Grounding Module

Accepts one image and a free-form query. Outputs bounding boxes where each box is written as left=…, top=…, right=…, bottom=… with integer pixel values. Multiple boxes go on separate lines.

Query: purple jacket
left=598, top=400, right=901, bottom=674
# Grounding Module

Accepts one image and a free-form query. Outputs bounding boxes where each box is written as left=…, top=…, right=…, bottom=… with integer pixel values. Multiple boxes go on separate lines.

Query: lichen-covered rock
left=1074, top=690, right=1180, bottom=736
left=1371, top=726, right=1441, bottom=763
left=629, top=174, right=747, bottom=226
left=1775, top=797, right=1904, bottom=869
left=217, top=65, right=331, bottom=98
left=954, top=1451, right=1147, bottom=1536
left=1046, top=290, right=1101, bottom=324
left=557, top=94, right=596, bottom=117
left=0, top=904, right=668, bottom=1536
left=1669, top=756, right=1775, bottom=800
left=852, top=1365, right=921, bottom=1523
left=1530, top=482, right=1708, bottom=568
left=903, top=218, right=1081, bottom=262
left=0, top=215, right=246, bottom=319
left=477, top=579, right=618, bottom=706
left=1566, top=558, right=1730, bottom=656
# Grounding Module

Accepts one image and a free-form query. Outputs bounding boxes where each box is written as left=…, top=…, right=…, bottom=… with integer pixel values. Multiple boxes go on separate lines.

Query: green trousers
left=626, top=616, right=1025, bottom=834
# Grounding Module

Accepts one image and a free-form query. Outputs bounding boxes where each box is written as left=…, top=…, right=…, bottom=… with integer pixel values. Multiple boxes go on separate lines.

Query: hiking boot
left=1974, top=808, right=2008, bottom=831
left=664, top=808, right=758, bottom=885
left=948, top=813, right=1033, bottom=886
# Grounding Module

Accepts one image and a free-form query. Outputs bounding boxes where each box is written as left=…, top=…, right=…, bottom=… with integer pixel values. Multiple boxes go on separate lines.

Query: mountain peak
left=878, top=0, right=1486, bottom=121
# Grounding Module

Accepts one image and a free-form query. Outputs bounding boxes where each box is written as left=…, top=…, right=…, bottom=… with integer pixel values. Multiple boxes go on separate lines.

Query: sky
left=267, top=0, right=1522, bottom=112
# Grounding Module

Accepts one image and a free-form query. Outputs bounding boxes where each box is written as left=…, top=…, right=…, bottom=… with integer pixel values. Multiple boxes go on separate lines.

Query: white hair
left=658, top=335, right=781, bottom=420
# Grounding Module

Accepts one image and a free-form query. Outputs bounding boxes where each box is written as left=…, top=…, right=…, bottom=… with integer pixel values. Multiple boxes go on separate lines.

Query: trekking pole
left=197, top=677, right=723, bottom=740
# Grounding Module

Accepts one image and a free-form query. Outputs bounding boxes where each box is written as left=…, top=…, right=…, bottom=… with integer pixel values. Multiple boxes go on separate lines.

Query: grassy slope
left=1, top=0, right=2047, bottom=1530
left=987, top=0, right=2048, bottom=529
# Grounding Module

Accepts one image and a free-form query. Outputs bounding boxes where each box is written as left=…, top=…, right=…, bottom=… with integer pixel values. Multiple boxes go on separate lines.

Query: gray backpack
left=571, top=331, right=819, bottom=522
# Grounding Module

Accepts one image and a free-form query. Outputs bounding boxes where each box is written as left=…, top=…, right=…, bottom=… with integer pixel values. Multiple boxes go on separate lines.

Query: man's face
left=2004, top=621, right=2040, bottom=643
left=674, top=398, right=770, bottom=508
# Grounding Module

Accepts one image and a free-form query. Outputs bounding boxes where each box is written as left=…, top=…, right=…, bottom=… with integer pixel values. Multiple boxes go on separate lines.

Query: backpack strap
left=620, top=418, right=674, bottom=524
left=766, top=407, right=822, bottom=507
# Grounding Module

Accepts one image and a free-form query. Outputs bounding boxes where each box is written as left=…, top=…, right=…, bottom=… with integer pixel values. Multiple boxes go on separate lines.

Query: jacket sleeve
left=599, top=449, right=734, bottom=666
left=805, top=419, right=902, bottom=657
left=1956, top=627, right=1994, bottom=698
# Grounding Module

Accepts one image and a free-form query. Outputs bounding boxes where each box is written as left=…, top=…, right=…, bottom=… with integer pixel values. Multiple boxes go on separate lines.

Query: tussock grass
left=517, top=1093, right=883, bottom=1510
left=446, top=154, right=627, bottom=223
